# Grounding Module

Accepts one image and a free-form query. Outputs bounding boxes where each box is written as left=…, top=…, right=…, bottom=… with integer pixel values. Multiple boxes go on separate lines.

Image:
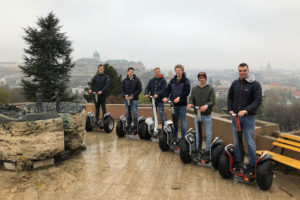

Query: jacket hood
left=171, top=72, right=186, bottom=82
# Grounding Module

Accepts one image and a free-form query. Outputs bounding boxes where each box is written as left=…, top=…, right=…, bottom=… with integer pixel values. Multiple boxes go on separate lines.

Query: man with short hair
left=228, top=63, right=262, bottom=175
left=144, top=67, right=167, bottom=127
left=89, top=64, right=110, bottom=123
left=121, top=67, right=142, bottom=134
left=163, top=64, right=190, bottom=142
left=188, top=72, right=215, bottom=160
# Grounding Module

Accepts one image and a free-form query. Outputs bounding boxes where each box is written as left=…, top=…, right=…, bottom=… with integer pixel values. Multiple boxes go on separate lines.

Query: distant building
left=215, top=86, right=229, bottom=97
left=293, top=91, right=300, bottom=100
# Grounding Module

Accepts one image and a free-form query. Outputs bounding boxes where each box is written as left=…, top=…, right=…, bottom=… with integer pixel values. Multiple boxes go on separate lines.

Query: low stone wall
left=0, top=102, right=86, bottom=170
left=0, top=117, right=64, bottom=163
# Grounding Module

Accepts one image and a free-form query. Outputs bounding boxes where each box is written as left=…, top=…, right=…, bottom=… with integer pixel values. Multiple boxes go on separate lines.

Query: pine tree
left=20, top=12, right=75, bottom=102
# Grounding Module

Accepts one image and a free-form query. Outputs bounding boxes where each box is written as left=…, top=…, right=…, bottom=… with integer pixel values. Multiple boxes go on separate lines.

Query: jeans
left=232, top=115, right=256, bottom=166
left=173, top=105, right=187, bottom=140
left=95, top=96, right=106, bottom=122
left=124, top=100, right=138, bottom=128
left=194, top=114, right=212, bottom=151
left=154, top=101, right=165, bottom=127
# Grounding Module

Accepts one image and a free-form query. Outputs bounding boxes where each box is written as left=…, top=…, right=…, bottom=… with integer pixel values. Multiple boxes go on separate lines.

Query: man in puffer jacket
left=121, top=67, right=142, bottom=134
left=228, top=63, right=262, bottom=176
left=144, top=67, right=167, bottom=127
left=89, top=64, right=110, bottom=123
left=163, top=64, right=190, bottom=143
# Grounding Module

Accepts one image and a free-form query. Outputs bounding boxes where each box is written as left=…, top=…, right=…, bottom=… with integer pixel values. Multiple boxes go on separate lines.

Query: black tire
left=180, top=140, right=192, bottom=164
left=256, top=160, right=273, bottom=190
left=141, top=122, right=151, bottom=140
left=85, top=116, right=93, bottom=131
left=104, top=116, right=114, bottom=133
left=159, top=131, right=170, bottom=151
left=137, top=121, right=145, bottom=139
left=218, top=152, right=232, bottom=179
left=116, top=120, right=125, bottom=137
left=211, top=144, right=225, bottom=169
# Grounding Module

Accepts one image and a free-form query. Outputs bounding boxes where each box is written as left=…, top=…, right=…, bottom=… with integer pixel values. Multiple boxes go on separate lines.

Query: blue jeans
left=232, top=115, right=256, bottom=166
left=154, top=101, right=165, bottom=127
left=194, top=114, right=212, bottom=151
left=173, top=106, right=187, bottom=140
left=124, top=100, right=138, bottom=127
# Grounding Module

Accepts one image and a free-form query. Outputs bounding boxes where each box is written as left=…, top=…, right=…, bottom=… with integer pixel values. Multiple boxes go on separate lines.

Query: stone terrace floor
left=1, top=128, right=300, bottom=200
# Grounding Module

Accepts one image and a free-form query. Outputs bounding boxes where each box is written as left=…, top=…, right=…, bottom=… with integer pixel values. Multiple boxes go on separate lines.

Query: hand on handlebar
left=144, top=95, right=149, bottom=99
left=88, top=90, right=92, bottom=94
left=129, top=95, right=133, bottom=100
left=154, top=94, right=158, bottom=99
left=238, top=110, right=247, bottom=117
left=98, top=91, right=102, bottom=95
left=200, top=105, right=208, bottom=112
left=162, top=98, right=168, bottom=103
left=187, top=104, right=193, bottom=109
left=174, top=97, right=180, bottom=104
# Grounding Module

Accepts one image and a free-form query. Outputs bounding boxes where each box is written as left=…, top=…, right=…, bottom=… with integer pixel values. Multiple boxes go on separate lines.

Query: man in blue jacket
left=163, top=64, right=190, bottom=142
left=89, top=64, right=110, bottom=123
left=121, top=67, right=142, bottom=134
left=228, top=63, right=262, bottom=175
left=144, top=67, right=167, bottom=127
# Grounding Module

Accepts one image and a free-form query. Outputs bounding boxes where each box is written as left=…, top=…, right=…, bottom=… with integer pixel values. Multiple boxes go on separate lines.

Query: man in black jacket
left=89, top=64, right=110, bottom=123
left=144, top=67, right=167, bottom=127
left=227, top=63, right=262, bottom=175
left=121, top=67, right=142, bottom=134
left=163, top=64, right=190, bottom=141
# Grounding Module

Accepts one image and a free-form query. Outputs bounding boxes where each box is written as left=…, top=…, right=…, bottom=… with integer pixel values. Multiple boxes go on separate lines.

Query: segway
left=218, top=113, right=273, bottom=190
left=138, top=96, right=162, bottom=142
left=158, top=100, right=180, bottom=153
left=180, top=105, right=224, bottom=169
left=85, top=92, right=114, bottom=133
left=116, top=95, right=140, bottom=139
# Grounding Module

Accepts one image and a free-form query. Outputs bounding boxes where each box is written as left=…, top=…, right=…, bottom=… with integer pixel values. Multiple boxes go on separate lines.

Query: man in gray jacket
left=188, top=72, right=215, bottom=160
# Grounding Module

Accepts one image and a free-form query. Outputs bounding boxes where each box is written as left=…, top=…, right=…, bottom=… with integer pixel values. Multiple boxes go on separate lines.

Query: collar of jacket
left=239, top=77, right=254, bottom=83
left=154, top=74, right=163, bottom=79
left=127, top=74, right=136, bottom=80
left=171, top=72, right=187, bottom=83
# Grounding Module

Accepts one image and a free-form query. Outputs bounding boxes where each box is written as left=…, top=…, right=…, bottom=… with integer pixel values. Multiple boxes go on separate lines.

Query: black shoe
left=133, top=126, right=137, bottom=135
left=202, top=150, right=210, bottom=161
left=245, top=164, right=255, bottom=176
left=233, top=162, right=240, bottom=172
left=126, top=126, right=131, bottom=134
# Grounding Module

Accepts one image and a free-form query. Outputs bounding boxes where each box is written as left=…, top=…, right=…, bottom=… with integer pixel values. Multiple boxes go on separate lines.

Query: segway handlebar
left=125, top=95, right=130, bottom=106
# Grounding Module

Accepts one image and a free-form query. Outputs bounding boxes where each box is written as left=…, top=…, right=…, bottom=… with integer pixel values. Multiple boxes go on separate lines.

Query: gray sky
left=1, top=0, right=300, bottom=70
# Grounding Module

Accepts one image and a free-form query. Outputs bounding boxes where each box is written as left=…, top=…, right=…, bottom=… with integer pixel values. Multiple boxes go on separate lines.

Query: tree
left=0, top=87, right=11, bottom=104
left=19, top=12, right=75, bottom=102
left=83, top=63, right=122, bottom=103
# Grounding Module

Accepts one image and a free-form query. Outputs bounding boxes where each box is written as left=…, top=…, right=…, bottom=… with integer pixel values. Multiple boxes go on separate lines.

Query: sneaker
left=245, top=164, right=255, bottom=176
left=233, top=162, right=240, bottom=172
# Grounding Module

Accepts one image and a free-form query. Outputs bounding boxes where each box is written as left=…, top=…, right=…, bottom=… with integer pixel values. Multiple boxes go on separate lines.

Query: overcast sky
left=1, top=0, right=300, bottom=70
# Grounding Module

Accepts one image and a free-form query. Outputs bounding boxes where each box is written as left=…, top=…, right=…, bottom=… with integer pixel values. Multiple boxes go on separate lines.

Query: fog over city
left=1, top=0, right=300, bottom=70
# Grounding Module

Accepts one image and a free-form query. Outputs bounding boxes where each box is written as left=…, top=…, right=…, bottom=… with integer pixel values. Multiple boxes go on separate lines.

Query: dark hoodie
left=121, top=74, right=142, bottom=100
left=144, top=74, right=167, bottom=102
left=90, top=73, right=110, bottom=97
left=164, top=72, right=190, bottom=106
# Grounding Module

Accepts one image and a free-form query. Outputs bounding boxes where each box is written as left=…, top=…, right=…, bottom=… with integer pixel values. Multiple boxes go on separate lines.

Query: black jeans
left=95, top=96, right=106, bottom=122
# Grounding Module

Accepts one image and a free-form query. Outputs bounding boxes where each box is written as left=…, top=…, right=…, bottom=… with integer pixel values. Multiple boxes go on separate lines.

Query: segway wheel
left=104, top=116, right=114, bottom=133
left=85, top=116, right=93, bottom=131
left=256, top=160, right=273, bottom=190
left=141, top=122, right=151, bottom=140
left=116, top=120, right=125, bottom=137
left=159, top=131, right=170, bottom=151
left=218, top=152, right=232, bottom=179
left=180, top=140, right=192, bottom=164
left=211, top=144, right=225, bottom=169
left=137, top=121, right=145, bottom=139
